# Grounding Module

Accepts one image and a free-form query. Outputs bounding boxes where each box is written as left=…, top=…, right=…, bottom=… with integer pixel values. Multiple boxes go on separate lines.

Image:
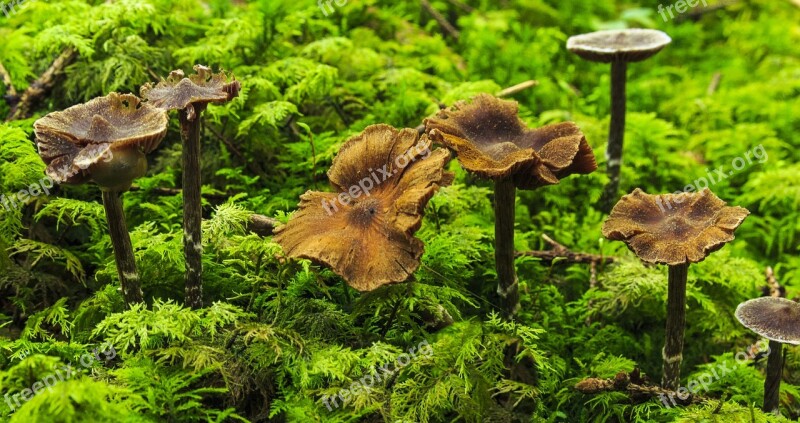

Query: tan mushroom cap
left=140, top=65, right=241, bottom=119
left=567, top=29, right=671, bottom=63
left=736, top=297, right=800, bottom=345
left=274, top=124, right=453, bottom=292
left=424, top=94, right=596, bottom=189
left=602, top=188, right=749, bottom=265
left=34, top=93, right=168, bottom=186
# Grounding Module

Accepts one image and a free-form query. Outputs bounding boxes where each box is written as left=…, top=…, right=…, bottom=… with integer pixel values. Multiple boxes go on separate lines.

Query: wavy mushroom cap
left=274, top=124, right=453, bottom=292
left=602, top=188, right=749, bottom=265
left=736, top=297, right=800, bottom=345
left=567, top=29, right=672, bottom=63
left=140, top=65, right=241, bottom=119
left=34, top=93, right=168, bottom=187
left=424, top=94, right=596, bottom=189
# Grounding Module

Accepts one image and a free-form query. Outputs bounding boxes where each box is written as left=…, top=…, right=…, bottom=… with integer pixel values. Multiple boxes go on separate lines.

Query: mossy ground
left=0, top=0, right=799, bottom=422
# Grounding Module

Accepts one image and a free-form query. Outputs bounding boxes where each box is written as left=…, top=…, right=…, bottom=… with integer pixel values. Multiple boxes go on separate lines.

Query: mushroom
left=141, top=65, right=241, bottom=309
left=34, top=93, right=169, bottom=306
left=566, top=29, right=671, bottom=212
left=273, top=124, right=452, bottom=291
left=735, top=296, right=800, bottom=414
left=602, top=188, right=749, bottom=390
left=424, top=93, right=597, bottom=317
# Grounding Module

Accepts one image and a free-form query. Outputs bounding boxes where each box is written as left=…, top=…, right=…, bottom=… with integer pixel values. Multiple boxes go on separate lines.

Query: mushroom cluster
left=602, top=188, right=749, bottom=390
left=34, top=93, right=169, bottom=306
left=425, top=93, right=597, bottom=316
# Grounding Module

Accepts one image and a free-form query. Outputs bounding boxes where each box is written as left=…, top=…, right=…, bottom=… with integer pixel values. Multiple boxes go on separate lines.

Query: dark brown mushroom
left=141, top=65, right=241, bottom=309
left=567, top=29, right=671, bottom=212
left=736, top=296, right=800, bottom=414
left=34, top=92, right=169, bottom=306
left=425, top=93, right=596, bottom=316
left=602, top=188, right=749, bottom=390
left=274, top=124, right=453, bottom=291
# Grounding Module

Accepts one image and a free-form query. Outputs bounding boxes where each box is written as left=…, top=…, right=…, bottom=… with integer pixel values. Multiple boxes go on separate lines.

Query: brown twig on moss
left=574, top=371, right=707, bottom=405
left=420, top=0, right=460, bottom=40
left=0, top=60, right=17, bottom=99
left=516, top=234, right=615, bottom=265
left=6, top=48, right=77, bottom=121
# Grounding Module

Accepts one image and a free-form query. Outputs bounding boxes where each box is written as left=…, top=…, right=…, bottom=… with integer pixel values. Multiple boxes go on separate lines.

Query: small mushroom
left=567, top=29, right=671, bottom=212
left=274, top=124, right=452, bottom=291
left=602, top=188, right=749, bottom=390
left=425, top=93, right=596, bottom=317
left=141, top=65, right=241, bottom=309
left=736, top=296, right=800, bottom=414
left=34, top=93, right=169, bottom=306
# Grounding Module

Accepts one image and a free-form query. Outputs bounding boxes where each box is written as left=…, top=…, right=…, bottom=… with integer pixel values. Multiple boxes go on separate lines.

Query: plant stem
left=180, top=108, right=203, bottom=309
left=599, top=60, right=627, bottom=213
left=764, top=340, right=783, bottom=414
left=101, top=190, right=143, bottom=306
left=494, top=178, right=519, bottom=318
left=662, top=262, right=688, bottom=390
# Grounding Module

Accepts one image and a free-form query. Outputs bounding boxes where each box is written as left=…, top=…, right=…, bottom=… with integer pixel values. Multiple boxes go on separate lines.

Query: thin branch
left=421, top=0, right=460, bottom=40
left=246, top=214, right=279, bottom=237
left=706, top=72, right=722, bottom=96
left=677, top=0, right=739, bottom=21
left=575, top=371, right=708, bottom=406
left=765, top=266, right=784, bottom=298
left=6, top=48, right=77, bottom=121
left=444, top=0, right=473, bottom=12
left=206, top=124, right=270, bottom=181
left=0, top=60, right=17, bottom=98
left=497, top=80, right=539, bottom=97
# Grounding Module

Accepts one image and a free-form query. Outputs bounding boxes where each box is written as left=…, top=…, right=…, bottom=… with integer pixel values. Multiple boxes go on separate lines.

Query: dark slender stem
left=764, top=340, right=783, bottom=414
left=662, top=262, right=688, bottom=390
left=101, top=190, right=143, bottom=306
left=180, top=108, right=204, bottom=309
left=494, top=178, right=519, bottom=318
left=600, top=60, right=627, bottom=213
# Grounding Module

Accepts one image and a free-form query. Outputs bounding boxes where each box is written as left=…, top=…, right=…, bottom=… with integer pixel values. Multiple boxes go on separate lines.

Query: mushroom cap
left=424, top=93, right=596, bottom=189
left=602, top=188, right=749, bottom=265
left=735, top=297, right=800, bottom=345
left=273, top=124, right=453, bottom=292
left=33, top=93, right=168, bottom=186
left=140, top=65, right=241, bottom=117
left=567, top=29, right=671, bottom=63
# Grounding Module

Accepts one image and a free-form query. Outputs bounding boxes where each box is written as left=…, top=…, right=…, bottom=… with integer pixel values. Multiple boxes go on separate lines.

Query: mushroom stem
left=179, top=109, right=204, bottom=309
left=600, top=60, right=627, bottom=213
left=494, top=177, right=519, bottom=317
left=101, top=190, right=143, bottom=306
left=662, top=262, right=688, bottom=390
left=764, top=340, right=783, bottom=414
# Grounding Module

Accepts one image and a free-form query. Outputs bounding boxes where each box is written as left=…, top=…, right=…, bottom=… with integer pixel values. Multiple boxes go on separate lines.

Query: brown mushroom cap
left=424, top=93, right=596, bottom=189
left=602, top=188, right=749, bottom=265
left=34, top=93, right=168, bottom=188
left=140, top=65, right=241, bottom=118
left=274, top=124, right=453, bottom=292
left=736, top=297, right=800, bottom=345
left=567, top=29, right=671, bottom=63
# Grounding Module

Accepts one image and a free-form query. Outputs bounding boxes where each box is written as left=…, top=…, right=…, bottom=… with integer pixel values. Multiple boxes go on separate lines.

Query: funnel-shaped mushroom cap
left=602, top=188, right=749, bottom=265
left=34, top=93, right=168, bottom=188
left=140, top=65, right=241, bottom=119
left=274, top=124, right=453, bottom=292
left=567, top=29, right=671, bottom=63
left=736, top=297, right=800, bottom=345
left=424, top=94, right=596, bottom=189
